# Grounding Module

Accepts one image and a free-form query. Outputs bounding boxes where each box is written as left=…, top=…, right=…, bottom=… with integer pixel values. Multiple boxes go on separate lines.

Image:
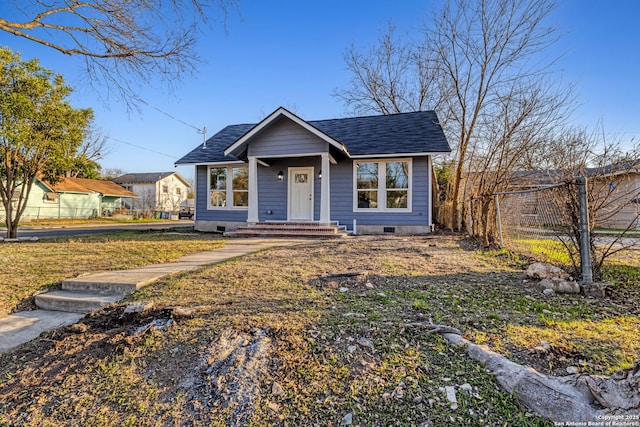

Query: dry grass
left=0, top=233, right=638, bottom=426
left=0, top=230, right=224, bottom=317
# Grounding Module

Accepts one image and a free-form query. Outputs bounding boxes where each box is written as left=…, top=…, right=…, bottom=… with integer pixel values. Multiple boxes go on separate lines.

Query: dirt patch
left=184, top=328, right=272, bottom=425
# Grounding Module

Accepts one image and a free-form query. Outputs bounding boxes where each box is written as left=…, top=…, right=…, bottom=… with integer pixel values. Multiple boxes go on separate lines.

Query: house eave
left=350, top=151, right=450, bottom=159
left=175, top=160, right=246, bottom=167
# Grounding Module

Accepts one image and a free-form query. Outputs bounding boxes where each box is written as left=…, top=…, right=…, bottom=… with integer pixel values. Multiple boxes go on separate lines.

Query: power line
left=139, top=99, right=205, bottom=134
left=106, top=136, right=177, bottom=159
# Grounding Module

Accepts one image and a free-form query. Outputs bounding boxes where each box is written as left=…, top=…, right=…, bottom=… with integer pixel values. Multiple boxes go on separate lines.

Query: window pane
left=357, top=162, right=378, bottom=189
left=233, top=191, right=248, bottom=207
left=210, top=191, right=226, bottom=207
left=386, top=162, right=409, bottom=189
left=387, top=190, right=408, bottom=209
left=232, top=167, right=248, bottom=190
left=358, top=190, right=378, bottom=208
left=210, top=168, right=227, bottom=190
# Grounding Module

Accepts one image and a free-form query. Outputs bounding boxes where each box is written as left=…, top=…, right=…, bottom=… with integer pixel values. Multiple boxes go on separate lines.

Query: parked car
left=178, top=207, right=194, bottom=220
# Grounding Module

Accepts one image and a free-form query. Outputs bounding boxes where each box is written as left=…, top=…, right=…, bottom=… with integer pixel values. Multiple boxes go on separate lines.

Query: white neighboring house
left=113, top=172, right=192, bottom=216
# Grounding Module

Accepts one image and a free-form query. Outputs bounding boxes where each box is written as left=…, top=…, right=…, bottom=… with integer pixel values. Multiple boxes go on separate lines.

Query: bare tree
left=0, top=0, right=236, bottom=103
left=335, top=22, right=442, bottom=116
left=335, top=0, right=570, bottom=232
left=101, top=168, right=128, bottom=181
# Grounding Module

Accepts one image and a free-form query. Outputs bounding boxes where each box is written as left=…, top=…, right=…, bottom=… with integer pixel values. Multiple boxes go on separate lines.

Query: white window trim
left=353, top=158, right=412, bottom=212
left=207, top=165, right=249, bottom=210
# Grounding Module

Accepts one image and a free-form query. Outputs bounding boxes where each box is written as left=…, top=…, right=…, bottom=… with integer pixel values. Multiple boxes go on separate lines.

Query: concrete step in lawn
left=35, top=290, right=124, bottom=314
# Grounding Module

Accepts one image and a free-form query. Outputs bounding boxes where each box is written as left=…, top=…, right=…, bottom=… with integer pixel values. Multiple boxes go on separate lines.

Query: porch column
left=247, top=156, right=259, bottom=223
left=320, top=153, right=330, bottom=223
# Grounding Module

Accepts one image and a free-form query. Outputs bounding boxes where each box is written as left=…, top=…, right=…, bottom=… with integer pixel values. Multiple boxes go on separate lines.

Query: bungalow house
left=113, top=172, right=192, bottom=216
left=0, top=177, right=137, bottom=221
left=175, top=107, right=451, bottom=236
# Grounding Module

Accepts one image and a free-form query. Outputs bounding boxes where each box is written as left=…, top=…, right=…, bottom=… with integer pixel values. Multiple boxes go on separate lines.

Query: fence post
left=577, top=177, right=593, bottom=283
left=494, top=194, right=504, bottom=248
left=466, top=199, right=473, bottom=235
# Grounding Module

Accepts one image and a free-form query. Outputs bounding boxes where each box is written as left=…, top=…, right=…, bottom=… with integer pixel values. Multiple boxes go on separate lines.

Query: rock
left=365, top=282, right=375, bottom=289
left=460, top=383, right=473, bottom=394
left=134, top=318, right=173, bottom=334
left=539, top=277, right=581, bottom=294
left=171, top=305, right=212, bottom=318
left=566, top=366, right=579, bottom=374
left=443, top=385, right=458, bottom=409
left=542, top=288, right=554, bottom=296
left=526, top=262, right=570, bottom=280
left=271, top=382, right=285, bottom=397
left=123, top=301, right=154, bottom=314
left=357, top=337, right=374, bottom=349
left=347, top=345, right=356, bottom=353
left=339, top=287, right=349, bottom=293
left=340, top=412, right=353, bottom=425
left=581, top=282, right=611, bottom=298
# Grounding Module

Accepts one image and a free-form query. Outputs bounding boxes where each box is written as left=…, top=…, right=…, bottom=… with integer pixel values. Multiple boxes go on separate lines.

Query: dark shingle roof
left=113, top=172, right=176, bottom=184
left=175, top=110, right=450, bottom=165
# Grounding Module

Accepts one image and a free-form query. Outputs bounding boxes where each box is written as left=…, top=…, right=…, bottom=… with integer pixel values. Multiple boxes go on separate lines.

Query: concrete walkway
left=0, top=238, right=306, bottom=354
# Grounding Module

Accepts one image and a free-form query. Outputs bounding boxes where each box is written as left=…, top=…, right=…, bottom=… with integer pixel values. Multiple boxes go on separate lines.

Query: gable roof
left=46, top=177, right=138, bottom=197
left=176, top=108, right=450, bottom=165
left=224, top=107, right=349, bottom=158
left=113, top=172, right=190, bottom=187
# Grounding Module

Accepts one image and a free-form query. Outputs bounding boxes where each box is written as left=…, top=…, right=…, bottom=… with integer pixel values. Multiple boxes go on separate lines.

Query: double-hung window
left=355, top=160, right=411, bottom=211
left=209, top=165, right=248, bottom=208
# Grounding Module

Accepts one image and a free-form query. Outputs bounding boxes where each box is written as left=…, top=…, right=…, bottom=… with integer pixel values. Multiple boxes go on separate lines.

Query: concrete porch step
left=35, top=290, right=124, bottom=314
left=225, top=222, right=350, bottom=239
left=225, top=231, right=349, bottom=238
left=60, top=269, right=173, bottom=294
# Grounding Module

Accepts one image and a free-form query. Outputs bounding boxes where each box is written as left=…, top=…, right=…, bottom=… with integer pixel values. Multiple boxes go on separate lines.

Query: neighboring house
left=175, top=107, right=451, bottom=235
left=507, top=164, right=640, bottom=230
left=587, top=164, right=640, bottom=230
left=0, top=177, right=137, bottom=221
left=113, top=172, right=192, bottom=215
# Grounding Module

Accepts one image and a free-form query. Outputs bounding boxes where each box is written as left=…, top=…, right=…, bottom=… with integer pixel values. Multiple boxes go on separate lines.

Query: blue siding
left=195, top=165, right=248, bottom=222
left=248, top=119, right=329, bottom=157
left=330, top=157, right=431, bottom=227
left=257, top=157, right=322, bottom=221
left=196, top=156, right=433, bottom=228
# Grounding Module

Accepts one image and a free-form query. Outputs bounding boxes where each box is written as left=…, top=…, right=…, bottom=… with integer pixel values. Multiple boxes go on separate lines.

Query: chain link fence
left=494, top=181, right=593, bottom=281
left=0, top=206, right=142, bottom=222
left=496, top=184, right=572, bottom=262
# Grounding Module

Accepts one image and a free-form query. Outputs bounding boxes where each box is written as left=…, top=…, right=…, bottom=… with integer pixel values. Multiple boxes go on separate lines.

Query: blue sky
left=1, top=0, right=639, bottom=180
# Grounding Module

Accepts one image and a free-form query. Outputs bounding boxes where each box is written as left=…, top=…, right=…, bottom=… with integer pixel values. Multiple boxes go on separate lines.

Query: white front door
left=288, top=167, right=314, bottom=221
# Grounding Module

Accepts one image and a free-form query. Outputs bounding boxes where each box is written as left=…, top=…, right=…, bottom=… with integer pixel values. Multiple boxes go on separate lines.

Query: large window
left=209, top=165, right=249, bottom=208
left=355, top=160, right=411, bottom=211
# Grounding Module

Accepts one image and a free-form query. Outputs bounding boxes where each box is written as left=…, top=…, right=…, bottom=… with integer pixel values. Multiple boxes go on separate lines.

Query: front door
left=288, top=167, right=314, bottom=221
